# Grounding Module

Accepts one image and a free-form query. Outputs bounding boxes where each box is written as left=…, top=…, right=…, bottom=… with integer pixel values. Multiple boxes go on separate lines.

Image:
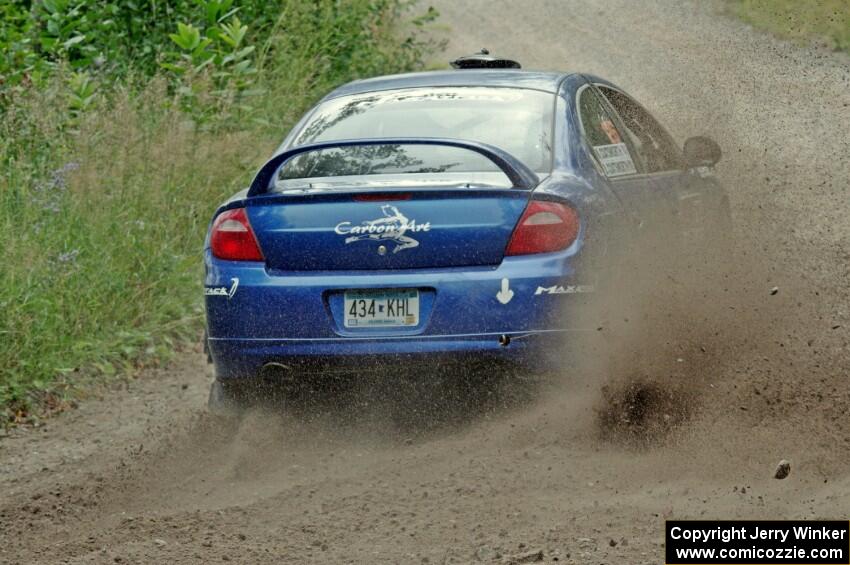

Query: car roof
left=321, top=70, right=572, bottom=101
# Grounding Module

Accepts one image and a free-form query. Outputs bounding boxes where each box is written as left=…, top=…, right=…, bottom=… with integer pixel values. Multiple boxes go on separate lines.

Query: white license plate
left=344, top=289, right=419, bottom=328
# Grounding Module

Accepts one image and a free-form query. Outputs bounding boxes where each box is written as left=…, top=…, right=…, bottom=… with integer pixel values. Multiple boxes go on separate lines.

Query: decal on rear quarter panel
left=534, top=284, right=595, bottom=295
left=205, top=278, right=239, bottom=298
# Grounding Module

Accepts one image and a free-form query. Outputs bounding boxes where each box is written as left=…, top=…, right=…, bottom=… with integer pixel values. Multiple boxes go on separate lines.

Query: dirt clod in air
left=597, top=377, right=695, bottom=445
left=774, top=459, right=791, bottom=479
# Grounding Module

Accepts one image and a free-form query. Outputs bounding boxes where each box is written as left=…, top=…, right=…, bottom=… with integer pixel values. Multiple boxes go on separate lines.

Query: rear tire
left=204, top=329, right=250, bottom=415
left=207, top=378, right=249, bottom=415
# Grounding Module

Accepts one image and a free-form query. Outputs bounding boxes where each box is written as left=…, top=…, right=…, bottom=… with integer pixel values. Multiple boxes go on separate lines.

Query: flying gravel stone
left=774, top=459, right=791, bottom=479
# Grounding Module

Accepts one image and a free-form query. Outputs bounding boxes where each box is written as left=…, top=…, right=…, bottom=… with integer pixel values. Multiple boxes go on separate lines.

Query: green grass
left=727, top=0, right=850, bottom=53
left=0, top=0, right=439, bottom=422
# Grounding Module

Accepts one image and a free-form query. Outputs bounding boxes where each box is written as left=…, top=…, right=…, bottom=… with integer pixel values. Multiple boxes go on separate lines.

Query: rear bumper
left=208, top=329, right=588, bottom=378
left=204, top=247, right=592, bottom=379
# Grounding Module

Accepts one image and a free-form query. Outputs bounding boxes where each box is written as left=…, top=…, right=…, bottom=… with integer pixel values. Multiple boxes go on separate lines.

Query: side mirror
left=683, top=136, right=722, bottom=168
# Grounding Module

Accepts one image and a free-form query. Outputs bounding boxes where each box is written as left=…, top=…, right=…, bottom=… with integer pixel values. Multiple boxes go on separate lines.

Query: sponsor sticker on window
left=594, top=142, right=637, bottom=177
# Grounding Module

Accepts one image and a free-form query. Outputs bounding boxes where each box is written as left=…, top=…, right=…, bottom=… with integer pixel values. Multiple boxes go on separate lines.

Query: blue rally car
left=204, top=52, right=728, bottom=408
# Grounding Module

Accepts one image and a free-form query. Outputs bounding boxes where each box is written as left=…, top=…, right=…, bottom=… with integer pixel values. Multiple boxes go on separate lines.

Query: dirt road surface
left=2, top=1, right=848, bottom=563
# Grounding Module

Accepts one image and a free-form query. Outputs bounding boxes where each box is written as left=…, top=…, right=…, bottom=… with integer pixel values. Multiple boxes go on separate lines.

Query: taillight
left=505, top=200, right=580, bottom=256
left=210, top=208, right=264, bottom=261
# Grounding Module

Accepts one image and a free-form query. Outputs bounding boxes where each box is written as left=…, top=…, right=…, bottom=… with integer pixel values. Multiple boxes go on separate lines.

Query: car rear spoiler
left=246, top=137, right=539, bottom=197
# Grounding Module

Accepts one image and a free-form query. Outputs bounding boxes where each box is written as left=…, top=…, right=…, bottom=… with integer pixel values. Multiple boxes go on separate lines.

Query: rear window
left=275, top=144, right=513, bottom=192
left=290, top=87, right=554, bottom=174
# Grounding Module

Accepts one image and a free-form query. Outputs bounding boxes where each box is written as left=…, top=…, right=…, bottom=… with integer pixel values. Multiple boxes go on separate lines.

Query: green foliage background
left=727, top=0, right=850, bottom=53
left=0, top=0, right=439, bottom=421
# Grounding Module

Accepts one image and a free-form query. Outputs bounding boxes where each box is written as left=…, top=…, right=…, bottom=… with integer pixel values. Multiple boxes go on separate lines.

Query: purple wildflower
left=57, top=249, right=80, bottom=265
left=33, top=161, right=80, bottom=213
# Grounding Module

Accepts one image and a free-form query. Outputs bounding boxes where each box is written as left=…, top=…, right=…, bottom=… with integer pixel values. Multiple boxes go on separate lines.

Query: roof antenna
left=450, top=49, right=521, bottom=70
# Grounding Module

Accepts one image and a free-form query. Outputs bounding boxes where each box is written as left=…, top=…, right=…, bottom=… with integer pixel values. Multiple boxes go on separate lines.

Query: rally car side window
left=597, top=86, right=684, bottom=173
left=577, top=85, right=639, bottom=178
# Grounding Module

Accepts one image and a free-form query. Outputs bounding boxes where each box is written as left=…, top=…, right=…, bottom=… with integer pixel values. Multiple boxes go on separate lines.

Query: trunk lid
left=247, top=188, right=529, bottom=271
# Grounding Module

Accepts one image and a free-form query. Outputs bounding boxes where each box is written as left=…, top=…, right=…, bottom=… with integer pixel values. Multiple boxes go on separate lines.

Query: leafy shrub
left=0, top=0, right=279, bottom=86
left=162, top=15, right=261, bottom=120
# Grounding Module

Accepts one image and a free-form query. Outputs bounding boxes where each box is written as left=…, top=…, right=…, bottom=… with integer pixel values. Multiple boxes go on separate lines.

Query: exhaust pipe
left=498, top=334, right=511, bottom=347
left=260, top=362, right=294, bottom=380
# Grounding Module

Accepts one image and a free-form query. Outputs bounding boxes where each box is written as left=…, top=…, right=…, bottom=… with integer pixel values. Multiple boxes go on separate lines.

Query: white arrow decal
left=496, top=278, right=514, bottom=305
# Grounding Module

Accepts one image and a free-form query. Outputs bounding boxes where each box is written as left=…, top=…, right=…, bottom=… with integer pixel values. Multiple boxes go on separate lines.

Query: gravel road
left=2, top=1, right=848, bottom=563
